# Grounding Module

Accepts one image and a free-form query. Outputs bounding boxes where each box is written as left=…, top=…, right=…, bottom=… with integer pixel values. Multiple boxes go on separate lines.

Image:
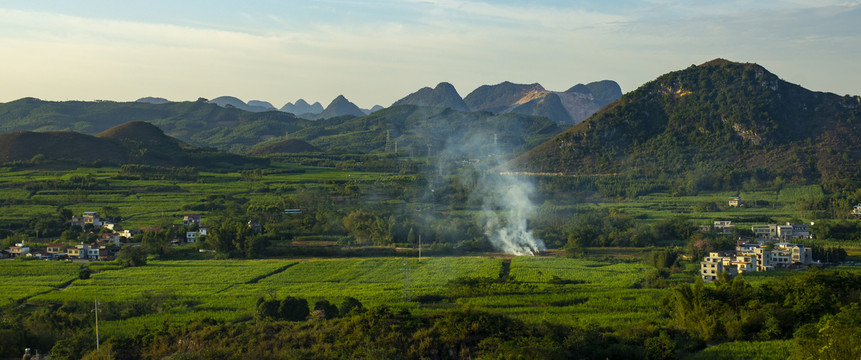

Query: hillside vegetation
left=511, top=59, right=861, bottom=186
left=0, top=121, right=265, bottom=168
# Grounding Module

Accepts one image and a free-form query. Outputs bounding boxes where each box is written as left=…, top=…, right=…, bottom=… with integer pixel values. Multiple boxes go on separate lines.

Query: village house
left=67, top=243, right=87, bottom=259
left=751, top=223, right=812, bottom=241
left=46, top=243, right=66, bottom=254
left=183, top=214, right=201, bottom=227
left=700, top=251, right=734, bottom=281
left=8, top=242, right=30, bottom=258
left=100, top=232, right=122, bottom=246
left=713, top=220, right=735, bottom=235
left=852, top=203, right=861, bottom=217
left=70, top=211, right=103, bottom=228
left=700, top=240, right=812, bottom=281
left=27, top=250, right=52, bottom=260
left=67, top=243, right=111, bottom=261
left=728, top=196, right=741, bottom=207
left=699, top=220, right=736, bottom=234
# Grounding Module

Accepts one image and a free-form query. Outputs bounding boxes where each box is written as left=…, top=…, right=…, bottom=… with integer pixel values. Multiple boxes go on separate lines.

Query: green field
left=0, top=260, right=82, bottom=306
left=4, top=256, right=661, bottom=337
left=0, top=164, right=827, bottom=235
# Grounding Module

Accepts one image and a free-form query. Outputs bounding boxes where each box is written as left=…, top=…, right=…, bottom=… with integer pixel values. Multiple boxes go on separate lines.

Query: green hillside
left=0, top=121, right=267, bottom=168
left=0, top=98, right=561, bottom=156
left=510, top=59, right=861, bottom=185
left=0, top=98, right=313, bottom=151
left=292, top=105, right=562, bottom=155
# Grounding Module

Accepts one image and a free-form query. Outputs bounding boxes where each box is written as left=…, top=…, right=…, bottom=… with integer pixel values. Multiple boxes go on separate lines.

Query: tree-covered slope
left=291, top=105, right=561, bottom=156
left=0, top=98, right=314, bottom=151
left=0, top=121, right=267, bottom=167
left=510, top=59, right=861, bottom=183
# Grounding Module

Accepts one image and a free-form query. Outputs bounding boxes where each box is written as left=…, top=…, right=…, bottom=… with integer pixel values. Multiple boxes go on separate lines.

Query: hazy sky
left=1, top=0, right=859, bottom=108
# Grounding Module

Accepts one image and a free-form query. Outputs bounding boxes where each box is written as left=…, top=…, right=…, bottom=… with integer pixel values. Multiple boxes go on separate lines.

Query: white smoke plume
left=475, top=165, right=546, bottom=256
left=436, top=131, right=546, bottom=256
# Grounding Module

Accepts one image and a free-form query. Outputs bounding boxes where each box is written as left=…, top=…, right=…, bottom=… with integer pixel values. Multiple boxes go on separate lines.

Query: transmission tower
left=385, top=130, right=391, bottom=152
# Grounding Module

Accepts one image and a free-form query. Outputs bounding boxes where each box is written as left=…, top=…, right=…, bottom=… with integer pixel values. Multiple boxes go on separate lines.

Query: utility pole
left=418, top=235, right=422, bottom=263
left=94, top=297, right=100, bottom=351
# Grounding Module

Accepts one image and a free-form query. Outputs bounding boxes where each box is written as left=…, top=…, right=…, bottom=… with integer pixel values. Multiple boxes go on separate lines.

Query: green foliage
left=512, top=60, right=861, bottom=185
left=339, top=296, right=365, bottom=317
left=644, top=331, right=677, bottom=360
left=663, top=270, right=861, bottom=343
left=792, top=303, right=861, bottom=360
left=207, top=218, right=261, bottom=258
left=645, top=248, right=680, bottom=270
left=78, top=267, right=91, bottom=280
left=313, top=299, right=339, bottom=320
left=116, top=246, right=148, bottom=267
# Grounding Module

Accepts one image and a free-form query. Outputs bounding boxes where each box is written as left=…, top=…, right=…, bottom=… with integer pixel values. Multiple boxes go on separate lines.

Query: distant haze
left=0, top=1, right=859, bottom=108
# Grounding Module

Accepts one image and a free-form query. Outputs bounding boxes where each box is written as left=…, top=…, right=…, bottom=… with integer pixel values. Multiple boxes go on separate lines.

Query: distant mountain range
left=11, top=63, right=859, bottom=186
left=165, top=95, right=385, bottom=119
left=281, top=99, right=324, bottom=116
left=510, top=59, right=861, bottom=183
left=393, top=82, right=469, bottom=112
left=0, top=121, right=264, bottom=167
left=393, top=80, right=621, bottom=126
left=132, top=79, right=620, bottom=125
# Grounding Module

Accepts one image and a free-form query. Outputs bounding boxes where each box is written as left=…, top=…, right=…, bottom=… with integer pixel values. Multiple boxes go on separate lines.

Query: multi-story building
left=701, top=251, right=735, bottom=281
left=70, top=211, right=102, bottom=228
left=700, top=241, right=813, bottom=281
left=751, top=223, right=812, bottom=241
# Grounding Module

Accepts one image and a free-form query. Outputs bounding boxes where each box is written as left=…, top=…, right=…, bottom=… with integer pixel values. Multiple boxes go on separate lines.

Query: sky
left=0, top=0, right=859, bottom=109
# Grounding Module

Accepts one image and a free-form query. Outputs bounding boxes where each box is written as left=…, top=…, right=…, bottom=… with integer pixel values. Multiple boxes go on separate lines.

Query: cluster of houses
left=2, top=212, right=210, bottom=261
left=700, top=220, right=814, bottom=281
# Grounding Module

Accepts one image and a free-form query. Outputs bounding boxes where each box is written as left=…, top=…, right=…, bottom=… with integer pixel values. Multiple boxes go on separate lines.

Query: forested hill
left=0, top=97, right=313, bottom=151
left=0, top=98, right=560, bottom=156
left=291, top=104, right=561, bottom=155
left=0, top=121, right=266, bottom=168
left=509, top=59, right=861, bottom=184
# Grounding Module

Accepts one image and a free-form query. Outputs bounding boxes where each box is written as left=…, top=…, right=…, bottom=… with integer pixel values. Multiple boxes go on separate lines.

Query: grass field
left=682, top=340, right=794, bottom=360
left=6, top=256, right=661, bottom=337
left=0, top=260, right=82, bottom=306
left=0, top=165, right=828, bottom=231
left=0, top=164, right=394, bottom=228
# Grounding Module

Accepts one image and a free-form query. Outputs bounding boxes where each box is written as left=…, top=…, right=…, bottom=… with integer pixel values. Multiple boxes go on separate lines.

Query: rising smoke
left=436, top=131, right=546, bottom=256
left=473, top=164, right=546, bottom=256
